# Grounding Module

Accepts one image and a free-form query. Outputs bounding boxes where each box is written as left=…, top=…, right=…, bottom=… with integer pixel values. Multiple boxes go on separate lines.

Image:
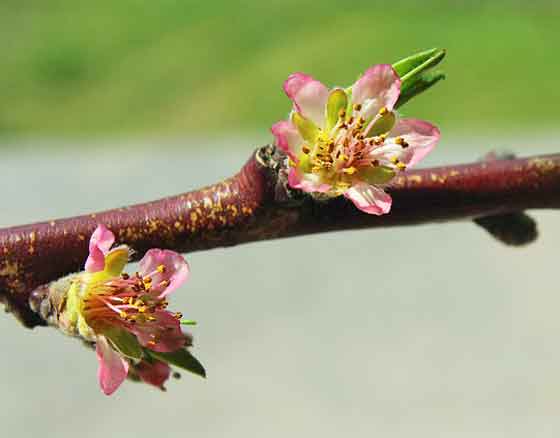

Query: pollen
left=343, top=166, right=357, bottom=175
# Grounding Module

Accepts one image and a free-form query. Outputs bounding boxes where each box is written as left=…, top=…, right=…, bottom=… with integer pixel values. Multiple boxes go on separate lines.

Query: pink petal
left=283, top=72, right=329, bottom=127
left=85, top=224, right=115, bottom=273
left=136, top=360, right=171, bottom=389
left=351, top=64, right=401, bottom=120
left=344, top=183, right=392, bottom=215
left=389, top=119, right=440, bottom=167
left=130, top=311, right=186, bottom=353
left=96, top=335, right=129, bottom=396
left=139, top=249, right=189, bottom=298
left=288, top=167, right=330, bottom=193
left=271, top=120, right=302, bottom=161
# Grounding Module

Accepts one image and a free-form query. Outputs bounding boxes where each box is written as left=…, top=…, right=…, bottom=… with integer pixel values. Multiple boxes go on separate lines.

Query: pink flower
left=271, top=64, right=440, bottom=215
left=64, top=225, right=194, bottom=395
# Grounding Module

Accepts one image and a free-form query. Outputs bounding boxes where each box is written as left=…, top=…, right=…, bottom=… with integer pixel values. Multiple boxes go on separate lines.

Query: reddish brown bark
left=1, top=146, right=559, bottom=328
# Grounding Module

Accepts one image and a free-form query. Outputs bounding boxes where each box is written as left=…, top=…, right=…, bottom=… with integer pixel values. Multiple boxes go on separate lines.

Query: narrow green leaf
left=149, top=348, right=206, bottom=378
left=395, top=70, right=446, bottom=109
left=392, top=48, right=444, bottom=78
left=400, top=49, right=446, bottom=86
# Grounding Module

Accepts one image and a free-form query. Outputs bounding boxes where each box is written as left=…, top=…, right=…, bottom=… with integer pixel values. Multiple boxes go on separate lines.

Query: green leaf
left=392, top=48, right=445, bottom=78
left=400, top=49, right=446, bottom=87
left=104, top=328, right=143, bottom=361
left=149, top=348, right=206, bottom=378
left=391, top=48, right=446, bottom=108
left=396, top=70, right=446, bottom=109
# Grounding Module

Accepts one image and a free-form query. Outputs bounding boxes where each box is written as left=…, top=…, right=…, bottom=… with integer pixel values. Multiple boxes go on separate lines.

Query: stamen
left=343, top=167, right=357, bottom=175
left=353, top=103, right=362, bottom=112
left=394, top=137, right=410, bottom=148
left=302, top=145, right=311, bottom=154
left=379, top=107, right=389, bottom=116
left=156, top=265, right=166, bottom=274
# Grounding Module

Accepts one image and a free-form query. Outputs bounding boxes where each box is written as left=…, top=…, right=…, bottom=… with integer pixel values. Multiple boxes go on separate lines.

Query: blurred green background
left=1, top=0, right=559, bottom=138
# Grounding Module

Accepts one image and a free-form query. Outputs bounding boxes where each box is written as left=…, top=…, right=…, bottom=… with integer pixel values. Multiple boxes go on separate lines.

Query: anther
left=394, top=137, right=410, bottom=148
left=353, top=103, right=362, bottom=111
left=302, top=145, right=311, bottom=154
left=121, top=273, right=130, bottom=280
left=174, top=312, right=183, bottom=320
left=379, top=107, right=389, bottom=116
left=343, top=167, right=357, bottom=175
left=156, top=265, right=166, bottom=274
left=338, top=109, right=346, bottom=119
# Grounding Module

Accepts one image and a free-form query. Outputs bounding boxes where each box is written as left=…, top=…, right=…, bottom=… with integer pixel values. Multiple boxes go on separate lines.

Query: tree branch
left=1, top=145, right=559, bottom=328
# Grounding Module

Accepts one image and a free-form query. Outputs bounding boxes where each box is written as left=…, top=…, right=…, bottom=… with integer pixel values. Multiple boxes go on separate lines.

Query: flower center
left=297, top=105, right=408, bottom=192
left=82, top=264, right=181, bottom=329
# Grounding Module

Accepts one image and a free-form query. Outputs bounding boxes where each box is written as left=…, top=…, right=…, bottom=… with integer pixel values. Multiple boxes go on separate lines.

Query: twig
left=1, top=145, right=559, bottom=328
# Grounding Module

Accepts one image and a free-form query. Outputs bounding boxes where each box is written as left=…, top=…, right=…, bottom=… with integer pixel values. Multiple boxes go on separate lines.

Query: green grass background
left=1, top=1, right=558, bottom=137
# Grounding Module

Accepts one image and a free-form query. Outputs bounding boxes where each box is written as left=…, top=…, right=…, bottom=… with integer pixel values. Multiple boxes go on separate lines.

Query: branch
left=1, top=145, right=559, bottom=328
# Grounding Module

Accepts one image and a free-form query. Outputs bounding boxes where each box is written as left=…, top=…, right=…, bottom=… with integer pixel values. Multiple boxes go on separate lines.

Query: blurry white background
left=1, top=137, right=559, bottom=438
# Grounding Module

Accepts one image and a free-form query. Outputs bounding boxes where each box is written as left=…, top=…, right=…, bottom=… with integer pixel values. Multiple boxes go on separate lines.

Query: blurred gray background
left=1, top=137, right=558, bottom=438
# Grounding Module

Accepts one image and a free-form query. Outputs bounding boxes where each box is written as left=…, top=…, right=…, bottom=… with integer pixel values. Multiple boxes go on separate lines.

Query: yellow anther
left=302, top=145, right=311, bottom=154
left=156, top=265, right=166, bottom=273
left=148, top=316, right=157, bottom=321
left=395, top=137, right=409, bottom=148
left=288, top=158, right=296, bottom=167
left=396, top=162, right=407, bottom=171
left=138, top=306, right=147, bottom=313
left=338, top=109, right=346, bottom=119
left=353, top=103, right=362, bottom=111
left=143, top=276, right=152, bottom=284
left=160, top=280, right=170, bottom=288
left=379, top=107, right=389, bottom=116
left=343, top=166, right=357, bottom=175
left=390, top=156, right=399, bottom=164
left=119, top=311, right=127, bottom=319
left=174, top=312, right=183, bottom=320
